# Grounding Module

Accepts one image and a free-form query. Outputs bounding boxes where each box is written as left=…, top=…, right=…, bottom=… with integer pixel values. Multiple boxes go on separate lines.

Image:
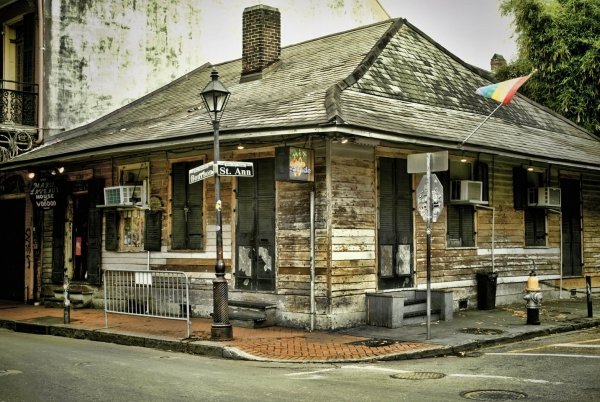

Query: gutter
left=2, top=123, right=599, bottom=173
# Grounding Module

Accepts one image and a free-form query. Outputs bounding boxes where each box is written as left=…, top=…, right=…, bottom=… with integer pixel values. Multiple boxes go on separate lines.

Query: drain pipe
left=310, top=189, right=316, bottom=332
left=475, top=205, right=495, bottom=273
left=35, top=0, right=44, bottom=145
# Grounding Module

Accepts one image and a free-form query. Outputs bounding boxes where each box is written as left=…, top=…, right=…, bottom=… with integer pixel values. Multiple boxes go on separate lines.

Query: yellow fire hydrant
left=523, top=270, right=542, bottom=325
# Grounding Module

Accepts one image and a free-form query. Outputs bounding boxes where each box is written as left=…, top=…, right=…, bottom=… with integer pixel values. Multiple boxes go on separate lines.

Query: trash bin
left=476, top=272, right=498, bottom=310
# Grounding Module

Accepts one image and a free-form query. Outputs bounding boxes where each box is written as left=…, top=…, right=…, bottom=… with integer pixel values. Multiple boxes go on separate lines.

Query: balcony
left=1, top=80, right=38, bottom=127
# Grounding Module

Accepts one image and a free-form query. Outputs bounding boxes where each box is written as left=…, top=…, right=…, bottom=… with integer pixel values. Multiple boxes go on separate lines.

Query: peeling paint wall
left=45, top=0, right=204, bottom=133
left=43, top=0, right=388, bottom=134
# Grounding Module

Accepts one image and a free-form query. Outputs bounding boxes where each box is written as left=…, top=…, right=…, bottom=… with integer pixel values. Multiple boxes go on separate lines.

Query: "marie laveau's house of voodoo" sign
left=30, top=177, right=61, bottom=209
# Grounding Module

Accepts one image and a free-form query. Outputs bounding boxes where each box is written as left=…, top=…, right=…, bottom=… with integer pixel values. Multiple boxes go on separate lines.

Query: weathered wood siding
left=326, top=142, right=376, bottom=327
left=582, top=171, right=600, bottom=273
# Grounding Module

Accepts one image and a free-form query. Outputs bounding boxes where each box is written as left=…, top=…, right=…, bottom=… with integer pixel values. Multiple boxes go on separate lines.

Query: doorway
left=0, top=198, right=25, bottom=300
left=235, top=158, right=276, bottom=291
left=561, top=178, right=582, bottom=277
left=378, top=158, right=414, bottom=290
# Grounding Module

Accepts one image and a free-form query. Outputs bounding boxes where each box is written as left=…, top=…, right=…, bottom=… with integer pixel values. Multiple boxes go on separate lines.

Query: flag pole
left=460, top=103, right=503, bottom=147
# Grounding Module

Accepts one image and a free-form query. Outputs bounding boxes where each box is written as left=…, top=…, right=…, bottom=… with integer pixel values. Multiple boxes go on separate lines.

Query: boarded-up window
left=446, top=160, right=481, bottom=247
left=171, top=162, right=203, bottom=250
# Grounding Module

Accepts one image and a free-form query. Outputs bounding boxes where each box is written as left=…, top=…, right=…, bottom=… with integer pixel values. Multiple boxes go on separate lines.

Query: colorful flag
left=475, top=71, right=535, bottom=105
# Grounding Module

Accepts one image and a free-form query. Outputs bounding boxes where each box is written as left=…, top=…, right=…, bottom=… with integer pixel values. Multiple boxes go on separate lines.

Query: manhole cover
left=460, top=328, right=505, bottom=335
left=349, top=339, right=398, bottom=347
left=461, top=390, right=527, bottom=400
left=391, top=371, right=446, bottom=380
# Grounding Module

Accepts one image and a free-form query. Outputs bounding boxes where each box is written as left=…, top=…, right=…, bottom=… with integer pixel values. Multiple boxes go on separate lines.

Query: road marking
left=289, top=365, right=563, bottom=385
left=552, top=343, right=600, bottom=348
left=449, top=374, right=562, bottom=385
left=0, top=369, right=22, bottom=376
left=285, top=368, right=336, bottom=377
left=487, top=352, right=600, bottom=359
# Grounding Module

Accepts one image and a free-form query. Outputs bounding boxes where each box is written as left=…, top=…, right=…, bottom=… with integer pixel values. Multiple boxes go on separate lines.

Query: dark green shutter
left=104, top=210, right=119, bottom=251
left=378, top=159, right=395, bottom=245
left=171, top=164, right=187, bottom=249
left=187, top=171, right=203, bottom=249
left=513, top=167, right=527, bottom=210
left=172, top=162, right=203, bottom=249
left=462, top=207, right=475, bottom=247
left=474, top=161, right=489, bottom=202
left=144, top=210, right=162, bottom=251
left=255, top=159, right=275, bottom=290
left=87, top=179, right=104, bottom=285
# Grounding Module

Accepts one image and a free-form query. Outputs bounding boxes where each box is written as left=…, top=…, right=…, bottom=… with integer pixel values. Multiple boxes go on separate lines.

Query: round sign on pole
left=416, top=174, right=444, bottom=222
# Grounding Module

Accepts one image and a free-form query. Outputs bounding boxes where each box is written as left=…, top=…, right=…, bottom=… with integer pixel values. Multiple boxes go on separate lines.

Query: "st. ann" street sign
left=189, top=161, right=254, bottom=184
left=217, top=161, right=254, bottom=177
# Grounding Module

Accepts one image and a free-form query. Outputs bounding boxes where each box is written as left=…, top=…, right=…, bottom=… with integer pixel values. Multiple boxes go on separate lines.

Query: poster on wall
left=275, top=146, right=314, bottom=182
left=29, top=177, right=61, bottom=210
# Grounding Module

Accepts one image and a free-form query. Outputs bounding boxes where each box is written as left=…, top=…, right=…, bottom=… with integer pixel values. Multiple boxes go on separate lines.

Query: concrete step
left=402, top=308, right=441, bottom=325
left=228, top=300, right=276, bottom=328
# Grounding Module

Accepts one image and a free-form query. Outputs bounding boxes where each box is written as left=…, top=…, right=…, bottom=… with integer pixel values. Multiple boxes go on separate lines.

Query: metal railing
left=0, top=80, right=38, bottom=126
left=103, top=269, right=191, bottom=338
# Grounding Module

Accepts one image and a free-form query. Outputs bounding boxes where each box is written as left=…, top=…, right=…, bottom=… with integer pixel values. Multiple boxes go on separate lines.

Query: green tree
left=498, top=0, right=599, bottom=135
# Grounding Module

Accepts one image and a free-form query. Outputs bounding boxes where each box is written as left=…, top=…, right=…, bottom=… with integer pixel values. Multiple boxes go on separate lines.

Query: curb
left=2, top=317, right=599, bottom=363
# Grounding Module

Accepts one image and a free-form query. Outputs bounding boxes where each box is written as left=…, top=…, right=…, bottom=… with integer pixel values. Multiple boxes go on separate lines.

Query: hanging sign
left=275, top=146, right=314, bottom=182
left=30, top=177, right=61, bottom=210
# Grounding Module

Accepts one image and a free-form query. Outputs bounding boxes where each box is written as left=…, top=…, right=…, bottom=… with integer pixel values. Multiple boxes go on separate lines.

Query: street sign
left=416, top=174, right=444, bottom=222
left=407, top=150, right=448, bottom=173
left=217, top=161, right=254, bottom=177
left=189, top=162, right=214, bottom=184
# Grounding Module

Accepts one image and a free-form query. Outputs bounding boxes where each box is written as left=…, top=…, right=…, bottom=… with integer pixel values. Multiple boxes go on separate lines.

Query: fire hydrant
left=523, top=270, right=542, bottom=325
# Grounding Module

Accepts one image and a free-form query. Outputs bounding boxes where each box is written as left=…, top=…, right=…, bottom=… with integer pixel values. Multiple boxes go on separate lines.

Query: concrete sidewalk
left=0, top=297, right=598, bottom=363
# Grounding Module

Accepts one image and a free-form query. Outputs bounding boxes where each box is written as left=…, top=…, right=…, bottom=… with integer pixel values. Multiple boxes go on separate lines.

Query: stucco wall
left=42, top=0, right=388, bottom=134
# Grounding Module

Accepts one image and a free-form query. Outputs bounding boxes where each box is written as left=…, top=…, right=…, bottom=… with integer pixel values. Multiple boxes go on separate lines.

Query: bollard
left=63, top=273, right=70, bottom=324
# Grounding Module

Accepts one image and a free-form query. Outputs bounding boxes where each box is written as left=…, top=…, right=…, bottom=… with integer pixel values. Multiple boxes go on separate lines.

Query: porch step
left=43, top=297, right=89, bottom=309
left=45, top=287, right=94, bottom=309
left=228, top=300, right=277, bottom=328
left=366, top=290, right=453, bottom=328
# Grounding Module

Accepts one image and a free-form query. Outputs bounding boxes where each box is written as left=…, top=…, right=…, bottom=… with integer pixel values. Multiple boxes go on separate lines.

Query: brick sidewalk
left=0, top=303, right=436, bottom=362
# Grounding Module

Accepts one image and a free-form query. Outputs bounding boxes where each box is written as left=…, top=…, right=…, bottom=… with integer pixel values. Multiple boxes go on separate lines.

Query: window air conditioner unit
left=450, top=180, right=485, bottom=204
left=104, top=182, right=147, bottom=206
left=527, top=187, right=561, bottom=208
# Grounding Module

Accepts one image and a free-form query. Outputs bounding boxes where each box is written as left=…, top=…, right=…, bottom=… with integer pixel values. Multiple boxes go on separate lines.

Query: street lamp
left=201, top=68, right=232, bottom=340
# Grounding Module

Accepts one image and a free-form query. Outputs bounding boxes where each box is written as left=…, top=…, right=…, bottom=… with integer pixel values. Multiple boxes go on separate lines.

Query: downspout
left=310, top=188, right=315, bottom=331
left=35, top=0, right=44, bottom=145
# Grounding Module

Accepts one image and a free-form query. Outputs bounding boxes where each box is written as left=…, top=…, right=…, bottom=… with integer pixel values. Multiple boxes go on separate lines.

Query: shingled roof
left=3, top=18, right=599, bottom=170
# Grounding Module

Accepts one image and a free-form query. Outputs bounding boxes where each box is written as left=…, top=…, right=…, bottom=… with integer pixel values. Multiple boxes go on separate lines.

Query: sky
left=204, top=0, right=518, bottom=71
left=378, top=0, right=518, bottom=70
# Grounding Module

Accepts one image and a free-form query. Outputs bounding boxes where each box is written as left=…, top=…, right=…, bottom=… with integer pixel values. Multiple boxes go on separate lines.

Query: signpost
left=407, top=150, right=448, bottom=340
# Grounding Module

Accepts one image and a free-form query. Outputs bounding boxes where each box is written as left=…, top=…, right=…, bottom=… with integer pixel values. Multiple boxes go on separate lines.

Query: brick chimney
left=490, top=53, right=507, bottom=74
left=242, top=5, right=281, bottom=76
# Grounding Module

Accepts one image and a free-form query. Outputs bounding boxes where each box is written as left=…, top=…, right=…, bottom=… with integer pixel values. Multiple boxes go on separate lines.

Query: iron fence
left=103, top=269, right=191, bottom=338
left=0, top=80, right=38, bottom=126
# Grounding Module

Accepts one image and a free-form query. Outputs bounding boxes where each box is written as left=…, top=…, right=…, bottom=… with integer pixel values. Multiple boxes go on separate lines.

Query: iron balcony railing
left=0, top=80, right=38, bottom=126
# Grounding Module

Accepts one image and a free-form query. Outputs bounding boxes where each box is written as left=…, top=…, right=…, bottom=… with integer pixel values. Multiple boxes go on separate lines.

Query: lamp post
left=201, top=68, right=232, bottom=340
